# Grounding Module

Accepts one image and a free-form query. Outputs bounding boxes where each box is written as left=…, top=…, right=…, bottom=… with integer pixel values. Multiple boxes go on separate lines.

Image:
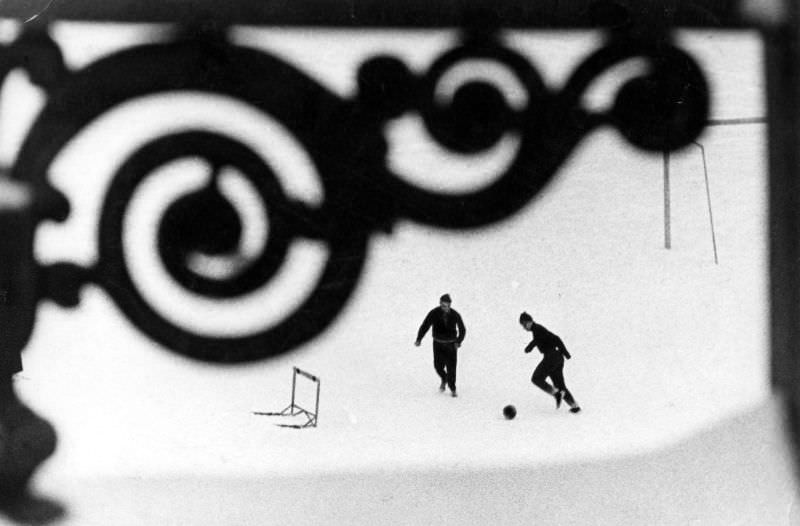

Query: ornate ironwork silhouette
left=3, top=0, right=797, bottom=522
left=5, top=26, right=709, bottom=362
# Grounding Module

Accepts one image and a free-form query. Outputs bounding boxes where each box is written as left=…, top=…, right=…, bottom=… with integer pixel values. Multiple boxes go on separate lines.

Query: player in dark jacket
left=415, top=294, right=466, bottom=397
left=519, top=312, right=581, bottom=413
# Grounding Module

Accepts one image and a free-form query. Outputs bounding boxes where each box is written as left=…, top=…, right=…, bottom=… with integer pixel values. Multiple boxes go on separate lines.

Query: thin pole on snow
left=694, top=141, right=719, bottom=265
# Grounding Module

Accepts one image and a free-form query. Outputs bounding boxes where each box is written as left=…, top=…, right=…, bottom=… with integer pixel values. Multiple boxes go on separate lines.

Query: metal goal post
left=253, top=367, right=320, bottom=428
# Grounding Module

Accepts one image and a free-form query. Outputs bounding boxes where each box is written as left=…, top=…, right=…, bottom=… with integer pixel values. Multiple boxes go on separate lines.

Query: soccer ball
left=503, top=405, right=516, bottom=420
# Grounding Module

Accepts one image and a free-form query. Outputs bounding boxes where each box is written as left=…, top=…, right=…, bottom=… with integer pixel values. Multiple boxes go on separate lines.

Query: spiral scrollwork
left=9, top=27, right=709, bottom=362
left=356, top=31, right=710, bottom=227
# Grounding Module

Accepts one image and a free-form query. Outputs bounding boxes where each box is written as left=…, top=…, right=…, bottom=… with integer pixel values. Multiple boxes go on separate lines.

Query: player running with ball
left=519, top=312, right=581, bottom=413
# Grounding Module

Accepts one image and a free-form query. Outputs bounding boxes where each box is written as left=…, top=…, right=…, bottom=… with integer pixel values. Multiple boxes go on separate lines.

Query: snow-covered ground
left=3, top=26, right=796, bottom=524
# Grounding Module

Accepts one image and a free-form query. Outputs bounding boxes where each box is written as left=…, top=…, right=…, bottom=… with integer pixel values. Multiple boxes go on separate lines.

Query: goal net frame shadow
left=253, top=367, right=320, bottom=429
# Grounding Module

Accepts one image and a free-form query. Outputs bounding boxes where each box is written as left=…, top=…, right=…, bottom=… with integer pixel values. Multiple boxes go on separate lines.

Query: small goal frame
left=253, top=367, right=320, bottom=428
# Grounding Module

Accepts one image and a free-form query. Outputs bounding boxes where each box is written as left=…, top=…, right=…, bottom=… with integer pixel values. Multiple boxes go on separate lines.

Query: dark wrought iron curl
left=357, top=35, right=554, bottom=228
left=13, top=30, right=710, bottom=362
left=358, top=32, right=710, bottom=228
left=558, top=36, right=710, bottom=151
left=14, top=37, right=378, bottom=362
left=0, top=28, right=69, bottom=359
left=98, top=131, right=371, bottom=363
left=2, top=29, right=71, bottom=223
left=142, top=133, right=296, bottom=299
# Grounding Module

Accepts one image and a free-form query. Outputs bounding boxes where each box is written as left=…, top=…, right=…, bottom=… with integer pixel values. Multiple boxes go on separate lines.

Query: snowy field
left=2, top=26, right=797, bottom=524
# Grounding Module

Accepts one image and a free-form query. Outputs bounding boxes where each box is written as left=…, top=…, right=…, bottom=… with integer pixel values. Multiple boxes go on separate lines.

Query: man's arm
left=455, top=312, right=466, bottom=345
left=524, top=334, right=536, bottom=353
left=415, top=310, right=433, bottom=344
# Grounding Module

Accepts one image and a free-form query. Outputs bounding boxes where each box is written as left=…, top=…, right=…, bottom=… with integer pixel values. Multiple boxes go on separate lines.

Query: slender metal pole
left=290, top=367, right=297, bottom=414
left=694, top=141, right=719, bottom=264
left=707, top=117, right=767, bottom=126
left=315, top=380, right=321, bottom=426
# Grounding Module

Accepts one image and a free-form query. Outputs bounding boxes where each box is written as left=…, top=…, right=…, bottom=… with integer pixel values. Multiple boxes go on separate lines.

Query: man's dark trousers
left=532, top=351, right=576, bottom=405
left=433, top=340, right=457, bottom=391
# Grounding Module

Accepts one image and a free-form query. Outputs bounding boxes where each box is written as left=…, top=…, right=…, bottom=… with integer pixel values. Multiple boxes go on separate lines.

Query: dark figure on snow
left=415, top=294, right=466, bottom=397
left=519, top=312, right=581, bottom=413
